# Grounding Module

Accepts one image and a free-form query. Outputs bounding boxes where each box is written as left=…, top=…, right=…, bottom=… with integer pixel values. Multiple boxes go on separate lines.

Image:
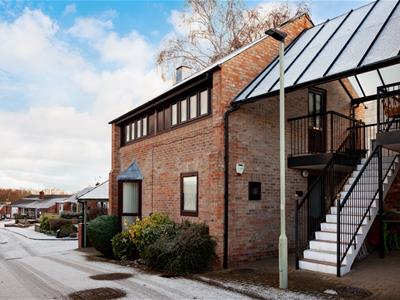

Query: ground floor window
left=181, top=172, right=198, bottom=216
left=120, top=181, right=141, bottom=230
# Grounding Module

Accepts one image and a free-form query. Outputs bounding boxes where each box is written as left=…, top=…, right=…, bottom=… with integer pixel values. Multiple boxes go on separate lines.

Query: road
left=0, top=225, right=250, bottom=300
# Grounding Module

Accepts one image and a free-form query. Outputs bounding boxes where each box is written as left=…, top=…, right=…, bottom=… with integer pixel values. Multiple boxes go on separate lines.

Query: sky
left=0, top=0, right=370, bottom=192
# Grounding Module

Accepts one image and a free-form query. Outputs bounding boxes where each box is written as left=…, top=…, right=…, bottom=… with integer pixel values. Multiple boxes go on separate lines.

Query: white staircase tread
left=319, top=230, right=361, bottom=236
left=301, top=258, right=346, bottom=267
left=314, top=239, right=349, bottom=245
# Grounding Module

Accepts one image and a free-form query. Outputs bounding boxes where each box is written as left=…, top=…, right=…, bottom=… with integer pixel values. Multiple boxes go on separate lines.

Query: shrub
left=112, top=231, right=138, bottom=261
left=57, top=223, right=76, bottom=238
left=128, top=213, right=176, bottom=255
left=60, top=211, right=82, bottom=219
left=87, top=215, right=119, bottom=258
left=145, top=221, right=216, bottom=274
left=39, top=215, right=51, bottom=231
left=49, top=218, right=71, bottom=231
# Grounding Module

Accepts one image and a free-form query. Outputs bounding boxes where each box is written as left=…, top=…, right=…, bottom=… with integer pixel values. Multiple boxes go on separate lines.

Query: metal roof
left=236, top=0, right=400, bottom=102
left=61, top=186, right=94, bottom=204
left=78, top=181, right=109, bottom=201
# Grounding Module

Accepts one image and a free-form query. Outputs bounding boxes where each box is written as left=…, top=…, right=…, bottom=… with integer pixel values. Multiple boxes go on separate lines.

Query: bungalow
left=58, top=186, right=93, bottom=214
left=108, top=0, right=400, bottom=276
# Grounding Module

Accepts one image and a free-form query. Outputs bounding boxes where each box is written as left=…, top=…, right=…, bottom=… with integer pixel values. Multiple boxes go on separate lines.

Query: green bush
left=60, top=211, right=82, bottom=219
left=128, top=213, right=176, bottom=255
left=142, top=220, right=216, bottom=275
left=88, top=215, right=119, bottom=258
left=57, top=223, right=76, bottom=238
left=49, top=218, right=72, bottom=231
left=39, top=215, right=51, bottom=231
left=112, top=231, right=138, bottom=261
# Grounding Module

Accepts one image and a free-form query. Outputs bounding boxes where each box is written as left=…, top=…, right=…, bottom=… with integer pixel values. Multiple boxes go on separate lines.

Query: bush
left=49, top=218, right=72, bottom=231
left=60, top=211, right=82, bottom=219
left=57, top=223, right=76, bottom=238
left=128, top=213, right=176, bottom=255
left=39, top=215, right=51, bottom=231
left=145, top=221, right=216, bottom=274
left=88, top=215, right=119, bottom=258
left=112, top=231, right=138, bottom=261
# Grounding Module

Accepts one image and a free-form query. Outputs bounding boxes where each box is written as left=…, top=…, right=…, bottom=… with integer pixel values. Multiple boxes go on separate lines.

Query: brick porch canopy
left=235, top=0, right=400, bottom=105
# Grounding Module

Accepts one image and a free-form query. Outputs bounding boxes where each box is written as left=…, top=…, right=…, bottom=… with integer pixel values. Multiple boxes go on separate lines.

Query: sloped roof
left=236, top=0, right=400, bottom=102
left=109, top=13, right=312, bottom=125
left=61, top=186, right=93, bottom=204
left=117, top=161, right=143, bottom=181
left=78, top=181, right=109, bottom=201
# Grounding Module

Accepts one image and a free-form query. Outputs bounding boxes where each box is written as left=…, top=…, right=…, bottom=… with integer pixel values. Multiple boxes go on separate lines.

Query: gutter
left=223, top=103, right=240, bottom=269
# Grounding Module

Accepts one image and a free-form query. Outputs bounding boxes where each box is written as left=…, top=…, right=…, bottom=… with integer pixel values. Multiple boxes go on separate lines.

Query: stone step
left=321, top=222, right=367, bottom=234
left=315, top=230, right=362, bottom=244
left=326, top=214, right=368, bottom=225
left=309, top=239, right=353, bottom=254
left=299, top=258, right=347, bottom=275
left=303, top=249, right=349, bottom=265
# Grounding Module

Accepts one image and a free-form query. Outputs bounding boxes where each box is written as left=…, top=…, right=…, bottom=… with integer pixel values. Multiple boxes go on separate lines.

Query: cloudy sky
left=0, top=0, right=368, bottom=192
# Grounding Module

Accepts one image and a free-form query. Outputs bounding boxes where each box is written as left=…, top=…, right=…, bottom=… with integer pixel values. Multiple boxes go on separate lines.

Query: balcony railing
left=377, top=81, right=400, bottom=133
left=288, top=111, right=364, bottom=157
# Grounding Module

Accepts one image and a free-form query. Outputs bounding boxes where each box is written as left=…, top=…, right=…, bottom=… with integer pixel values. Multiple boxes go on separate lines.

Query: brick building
left=109, top=0, right=400, bottom=274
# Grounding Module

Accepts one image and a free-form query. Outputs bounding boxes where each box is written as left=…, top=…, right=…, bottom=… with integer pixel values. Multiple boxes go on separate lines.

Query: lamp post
left=265, top=28, right=288, bottom=289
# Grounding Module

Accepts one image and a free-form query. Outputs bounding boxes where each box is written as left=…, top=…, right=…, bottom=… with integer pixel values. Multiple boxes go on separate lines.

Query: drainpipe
left=223, top=104, right=240, bottom=269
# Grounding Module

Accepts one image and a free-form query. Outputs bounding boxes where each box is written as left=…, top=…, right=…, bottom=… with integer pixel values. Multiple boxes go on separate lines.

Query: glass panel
left=164, top=106, right=171, bottom=130
left=121, top=216, right=137, bottom=231
left=137, top=120, right=142, bottom=138
left=190, top=95, right=197, bottom=119
left=181, top=99, right=187, bottom=122
left=299, top=4, right=373, bottom=83
left=249, top=24, right=324, bottom=97
left=183, top=176, right=197, bottom=211
left=142, top=117, right=147, bottom=136
left=149, top=113, right=155, bottom=135
left=357, top=70, right=382, bottom=96
left=122, top=182, right=139, bottom=214
left=363, top=6, right=400, bottom=65
left=125, top=125, right=130, bottom=142
left=315, top=94, right=321, bottom=113
left=347, top=76, right=363, bottom=97
left=172, top=103, right=178, bottom=125
left=380, top=64, right=400, bottom=85
left=131, top=122, right=135, bottom=140
left=328, top=1, right=397, bottom=75
left=308, top=93, right=314, bottom=127
left=157, top=110, right=164, bottom=131
left=200, top=90, right=208, bottom=115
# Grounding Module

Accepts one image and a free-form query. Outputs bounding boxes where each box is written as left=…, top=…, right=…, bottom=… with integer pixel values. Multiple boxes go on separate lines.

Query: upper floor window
left=122, top=88, right=210, bottom=146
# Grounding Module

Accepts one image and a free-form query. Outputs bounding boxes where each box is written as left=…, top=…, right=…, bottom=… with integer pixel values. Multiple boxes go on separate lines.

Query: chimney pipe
left=175, top=65, right=192, bottom=84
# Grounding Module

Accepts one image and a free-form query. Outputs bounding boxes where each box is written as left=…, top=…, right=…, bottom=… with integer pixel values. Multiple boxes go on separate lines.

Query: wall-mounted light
left=301, top=170, right=309, bottom=178
left=236, top=163, right=245, bottom=175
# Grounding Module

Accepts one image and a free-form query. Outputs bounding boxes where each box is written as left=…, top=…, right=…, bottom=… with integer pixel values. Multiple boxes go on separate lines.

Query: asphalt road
left=0, top=225, right=250, bottom=300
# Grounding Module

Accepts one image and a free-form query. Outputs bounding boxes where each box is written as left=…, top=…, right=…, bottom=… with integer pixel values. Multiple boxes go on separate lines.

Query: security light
left=265, top=28, right=287, bottom=42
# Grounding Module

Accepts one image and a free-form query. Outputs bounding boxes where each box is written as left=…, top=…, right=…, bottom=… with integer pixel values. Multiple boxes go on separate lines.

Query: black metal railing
left=377, top=81, right=400, bottom=132
left=289, top=111, right=364, bottom=156
left=295, top=156, right=351, bottom=268
left=336, top=146, right=398, bottom=276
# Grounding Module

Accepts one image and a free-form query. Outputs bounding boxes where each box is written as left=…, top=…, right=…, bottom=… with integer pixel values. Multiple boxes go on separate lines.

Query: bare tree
left=157, top=0, right=309, bottom=77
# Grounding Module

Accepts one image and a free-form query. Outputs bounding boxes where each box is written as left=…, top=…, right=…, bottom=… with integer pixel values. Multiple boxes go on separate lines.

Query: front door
left=120, top=181, right=141, bottom=230
left=308, top=175, right=323, bottom=239
left=308, top=89, right=326, bottom=153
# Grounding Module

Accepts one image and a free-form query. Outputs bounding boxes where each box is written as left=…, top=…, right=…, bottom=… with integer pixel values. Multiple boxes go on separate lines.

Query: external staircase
left=298, top=150, right=399, bottom=275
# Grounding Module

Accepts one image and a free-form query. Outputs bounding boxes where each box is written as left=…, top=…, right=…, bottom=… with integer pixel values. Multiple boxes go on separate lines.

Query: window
left=248, top=182, right=261, bottom=200
left=142, top=117, right=147, bottom=136
left=181, top=172, right=198, bottom=216
left=149, top=113, right=155, bottom=135
left=200, top=90, right=208, bottom=115
left=189, top=95, right=197, bottom=119
left=171, top=103, right=178, bottom=126
left=180, top=99, right=187, bottom=122
left=157, top=110, right=164, bottom=131
left=120, top=181, right=141, bottom=231
left=131, top=122, right=135, bottom=140
left=137, top=119, right=142, bottom=138
left=308, top=90, right=325, bottom=130
left=125, top=124, right=131, bottom=142
left=164, top=106, right=171, bottom=130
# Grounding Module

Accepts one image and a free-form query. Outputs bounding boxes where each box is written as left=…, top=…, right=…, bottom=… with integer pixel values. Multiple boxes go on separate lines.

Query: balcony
left=288, top=111, right=365, bottom=170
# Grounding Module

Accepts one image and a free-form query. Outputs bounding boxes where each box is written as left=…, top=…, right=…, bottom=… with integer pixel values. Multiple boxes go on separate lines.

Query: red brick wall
left=385, top=171, right=400, bottom=211
left=109, top=15, right=313, bottom=265
left=227, top=81, right=352, bottom=265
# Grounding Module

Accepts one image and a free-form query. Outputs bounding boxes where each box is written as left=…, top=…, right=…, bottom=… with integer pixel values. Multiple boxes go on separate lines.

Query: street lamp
left=265, top=28, right=288, bottom=289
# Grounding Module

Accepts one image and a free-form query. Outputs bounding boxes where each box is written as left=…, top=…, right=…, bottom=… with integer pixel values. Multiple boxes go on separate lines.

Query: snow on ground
left=3, top=223, right=76, bottom=240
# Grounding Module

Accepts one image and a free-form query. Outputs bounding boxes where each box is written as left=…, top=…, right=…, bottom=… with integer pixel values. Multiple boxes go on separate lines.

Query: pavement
left=3, top=224, right=77, bottom=241
left=0, top=221, right=252, bottom=300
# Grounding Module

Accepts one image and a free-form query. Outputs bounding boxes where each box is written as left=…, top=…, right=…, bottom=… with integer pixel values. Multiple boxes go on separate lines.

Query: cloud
left=63, top=4, right=76, bottom=16
left=0, top=8, right=169, bottom=192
